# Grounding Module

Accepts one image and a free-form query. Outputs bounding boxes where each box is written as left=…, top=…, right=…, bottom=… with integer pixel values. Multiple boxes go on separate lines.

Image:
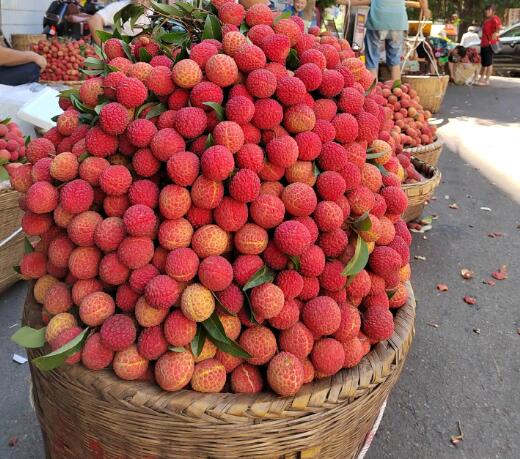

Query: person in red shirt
left=477, top=4, right=502, bottom=86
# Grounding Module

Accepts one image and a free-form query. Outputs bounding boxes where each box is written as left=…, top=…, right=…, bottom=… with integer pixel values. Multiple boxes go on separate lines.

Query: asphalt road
left=1, top=79, right=519, bottom=459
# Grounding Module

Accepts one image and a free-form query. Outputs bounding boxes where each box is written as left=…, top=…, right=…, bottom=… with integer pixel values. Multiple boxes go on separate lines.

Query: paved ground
left=1, top=79, right=519, bottom=459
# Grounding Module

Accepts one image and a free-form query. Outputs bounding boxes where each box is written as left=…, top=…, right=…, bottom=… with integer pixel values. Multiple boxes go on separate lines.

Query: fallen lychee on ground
left=11, top=1, right=422, bottom=397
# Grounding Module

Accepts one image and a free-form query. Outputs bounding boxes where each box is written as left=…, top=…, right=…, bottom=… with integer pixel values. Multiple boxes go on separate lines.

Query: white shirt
left=460, top=32, right=480, bottom=48
left=97, top=0, right=151, bottom=36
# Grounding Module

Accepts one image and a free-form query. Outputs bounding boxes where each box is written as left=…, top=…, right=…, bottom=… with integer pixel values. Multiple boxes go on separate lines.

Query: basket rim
left=403, top=138, right=443, bottom=154
left=39, top=79, right=84, bottom=85
left=24, top=282, right=416, bottom=420
left=401, top=157, right=441, bottom=192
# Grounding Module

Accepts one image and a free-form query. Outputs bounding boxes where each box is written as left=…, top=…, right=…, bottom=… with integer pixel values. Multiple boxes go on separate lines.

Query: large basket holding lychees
left=401, top=75, right=449, bottom=114
left=0, top=189, right=24, bottom=292
left=402, top=158, right=441, bottom=222
left=403, top=138, right=443, bottom=167
left=24, top=281, right=415, bottom=459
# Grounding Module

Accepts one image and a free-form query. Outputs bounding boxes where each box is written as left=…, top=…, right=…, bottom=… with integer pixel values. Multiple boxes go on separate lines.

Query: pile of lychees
left=0, top=119, right=26, bottom=163
left=15, top=2, right=415, bottom=397
left=33, top=38, right=96, bottom=82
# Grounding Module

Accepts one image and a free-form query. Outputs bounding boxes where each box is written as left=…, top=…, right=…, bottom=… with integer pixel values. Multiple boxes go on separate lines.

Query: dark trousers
left=0, top=62, right=40, bottom=86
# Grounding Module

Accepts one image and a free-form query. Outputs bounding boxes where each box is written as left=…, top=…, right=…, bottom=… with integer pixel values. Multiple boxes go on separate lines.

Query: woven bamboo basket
left=404, top=138, right=443, bottom=166
left=24, top=283, right=416, bottom=459
left=401, top=75, right=449, bottom=113
left=402, top=158, right=442, bottom=222
left=11, top=34, right=46, bottom=51
left=0, top=189, right=23, bottom=293
left=40, top=80, right=83, bottom=90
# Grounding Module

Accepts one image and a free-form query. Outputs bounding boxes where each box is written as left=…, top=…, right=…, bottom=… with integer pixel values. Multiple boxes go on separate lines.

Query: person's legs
left=0, top=62, right=40, bottom=86
left=364, top=29, right=381, bottom=79
left=386, top=31, right=403, bottom=82
left=448, top=61, right=455, bottom=80
left=477, top=47, right=492, bottom=85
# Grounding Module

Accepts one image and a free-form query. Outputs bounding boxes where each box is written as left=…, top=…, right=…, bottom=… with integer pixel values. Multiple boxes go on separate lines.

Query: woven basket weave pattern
left=404, top=139, right=443, bottom=167
left=401, top=75, right=449, bottom=114
left=24, top=283, right=416, bottom=459
left=402, top=158, right=442, bottom=222
left=0, top=189, right=23, bottom=293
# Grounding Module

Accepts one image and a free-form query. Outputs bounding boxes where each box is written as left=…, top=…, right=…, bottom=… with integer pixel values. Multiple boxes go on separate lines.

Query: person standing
left=356, top=0, right=430, bottom=81
left=477, top=4, right=502, bottom=86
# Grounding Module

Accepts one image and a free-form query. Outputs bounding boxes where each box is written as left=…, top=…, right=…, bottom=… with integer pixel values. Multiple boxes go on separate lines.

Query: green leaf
left=23, top=237, right=34, bottom=254
left=84, top=57, right=105, bottom=69
left=139, top=47, right=152, bottom=63
left=32, top=328, right=89, bottom=371
left=175, top=2, right=195, bottom=13
left=313, top=162, right=321, bottom=177
left=204, top=133, right=214, bottom=148
left=150, top=1, right=184, bottom=17
left=0, top=165, right=8, bottom=182
left=366, top=152, right=385, bottom=160
left=243, top=265, right=275, bottom=291
left=202, top=14, right=222, bottom=41
left=243, top=291, right=258, bottom=325
left=202, top=312, right=251, bottom=359
left=136, top=102, right=156, bottom=119
left=80, top=68, right=104, bottom=76
left=120, top=40, right=133, bottom=60
left=0, top=118, right=11, bottom=124
left=364, top=77, right=377, bottom=96
left=169, top=346, right=188, bottom=353
left=11, top=326, right=46, bottom=349
left=50, top=114, right=60, bottom=123
left=375, top=163, right=390, bottom=177
left=0, top=158, right=9, bottom=166
left=96, top=30, right=113, bottom=43
left=352, top=212, right=372, bottom=232
left=239, top=23, right=250, bottom=33
left=13, top=265, right=21, bottom=274
left=78, top=153, right=91, bottom=163
left=94, top=102, right=108, bottom=115
left=286, top=48, right=299, bottom=71
left=24, top=135, right=31, bottom=147
left=341, top=237, right=369, bottom=277
left=289, top=256, right=301, bottom=271
left=387, top=289, right=397, bottom=300
left=274, top=11, right=291, bottom=24
left=190, top=326, right=206, bottom=357
left=146, top=103, right=168, bottom=120
left=203, top=102, right=224, bottom=121
left=392, top=79, right=402, bottom=89
left=161, top=31, right=189, bottom=45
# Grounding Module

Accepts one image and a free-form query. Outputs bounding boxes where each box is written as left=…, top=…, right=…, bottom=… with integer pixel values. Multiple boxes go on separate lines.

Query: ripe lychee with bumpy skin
left=100, top=314, right=137, bottom=352
left=231, top=363, right=263, bottom=393
left=333, top=305, right=361, bottom=343
left=281, top=183, right=317, bottom=217
left=81, top=332, right=114, bottom=371
left=302, top=296, right=341, bottom=336
left=216, top=284, right=244, bottom=317
left=137, top=325, right=168, bottom=360
left=79, top=292, right=115, bottom=327
left=311, top=338, right=345, bottom=376
left=267, top=352, right=304, bottom=396
left=94, top=217, right=126, bottom=252
left=164, top=309, right=197, bottom=347
left=191, top=224, right=228, bottom=258
left=171, top=59, right=202, bottom=89
left=155, top=350, right=194, bottom=391
left=274, top=220, right=311, bottom=256
left=181, top=283, right=215, bottom=322
left=191, top=359, right=227, bottom=393
left=279, top=322, right=314, bottom=360
left=239, top=326, right=277, bottom=365
left=198, top=255, right=233, bottom=292
left=145, top=274, right=179, bottom=310
left=45, top=313, right=76, bottom=343
left=201, top=145, right=234, bottom=181
left=362, top=307, right=394, bottom=341
left=250, top=283, right=285, bottom=319
left=342, top=337, right=364, bottom=368
left=234, top=223, right=268, bottom=255
left=113, top=345, right=149, bottom=381
left=43, top=282, right=72, bottom=315
left=205, top=54, right=238, bottom=87
left=135, top=297, right=169, bottom=328
left=165, top=248, right=199, bottom=282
